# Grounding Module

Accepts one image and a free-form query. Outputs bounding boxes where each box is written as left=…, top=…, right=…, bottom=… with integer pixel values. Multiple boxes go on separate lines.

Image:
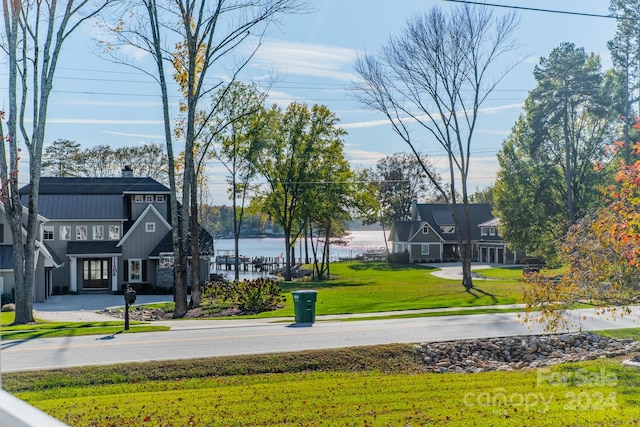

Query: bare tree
left=102, top=0, right=308, bottom=317
left=1, top=0, right=111, bottom=325
left=353, top=5, right=519, bottom=291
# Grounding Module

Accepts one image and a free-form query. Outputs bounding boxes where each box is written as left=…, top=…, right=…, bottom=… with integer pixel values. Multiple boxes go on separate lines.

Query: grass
left=6, top=335, right=640, bottom=426
left=244, top=261, right=525, bottom=319
left=1, top=312, right=169, bottom=339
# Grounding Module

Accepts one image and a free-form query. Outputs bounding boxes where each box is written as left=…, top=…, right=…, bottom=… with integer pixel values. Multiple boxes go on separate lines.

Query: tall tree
left=609, top=0, right=640, bottom=164
left=526, top=42, right=614, bottom=225
left=42, top=139, right=83, bottom=177
left=253, top=103, right=348, bottom=281
left=104, top=0, right=308, bottom=317
left=353, top=4, right=519, bottom=291
left=368, top=152, right=438, bottom=228
left=1, top=0, right=111, bottom=325
left=206, top=82, right=268, bottom=281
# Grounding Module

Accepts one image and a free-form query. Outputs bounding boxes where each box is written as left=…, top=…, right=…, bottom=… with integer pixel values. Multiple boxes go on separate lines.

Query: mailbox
left=123, top=286, right=137, bottom=331
left=124, top=286, right=137, bottom=305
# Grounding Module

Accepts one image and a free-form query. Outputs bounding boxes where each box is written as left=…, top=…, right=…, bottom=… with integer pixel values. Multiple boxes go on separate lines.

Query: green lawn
left=253, top=261, right=524, bottom=318
left=7, top=341, right=640, bottom=426
left=1, top=312, right=168, bottom=339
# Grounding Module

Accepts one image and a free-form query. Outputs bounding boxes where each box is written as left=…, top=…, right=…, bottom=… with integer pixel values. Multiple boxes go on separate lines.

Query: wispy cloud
left=46, top=118, right=163, bottom=125
left=102, top=131, right=165, bottom=139
left=342, top=103, right=523, bottom=130
left=253, top=39, right=359, bottom=82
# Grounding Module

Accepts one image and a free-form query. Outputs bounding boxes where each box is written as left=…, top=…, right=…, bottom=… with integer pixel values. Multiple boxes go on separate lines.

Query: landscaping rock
left=416, top=333, right=640, bottom=373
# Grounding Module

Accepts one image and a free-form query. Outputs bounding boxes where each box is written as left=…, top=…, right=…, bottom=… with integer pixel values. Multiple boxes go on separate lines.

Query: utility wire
left=441, top=0, right=628, bottom=20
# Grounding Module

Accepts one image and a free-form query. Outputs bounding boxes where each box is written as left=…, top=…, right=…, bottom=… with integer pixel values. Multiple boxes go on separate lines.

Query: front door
left=83, top=259, right=109, bottom=289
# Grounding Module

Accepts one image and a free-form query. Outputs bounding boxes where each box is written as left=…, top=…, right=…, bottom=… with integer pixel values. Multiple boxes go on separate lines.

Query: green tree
left=368, top=152, right=439, bottom=228
left=253, top=103, right=349, bottom=281
left=495, top=44, right=616, bottom=262
left=206, top=82, right=268, bottom=281
left=354, top=4, right=519, bottom=291
left=42, top=139, right=83, bottom=177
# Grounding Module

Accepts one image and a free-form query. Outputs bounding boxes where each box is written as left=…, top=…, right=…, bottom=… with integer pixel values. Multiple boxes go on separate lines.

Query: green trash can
left=292, top=290, right=318, bottom=323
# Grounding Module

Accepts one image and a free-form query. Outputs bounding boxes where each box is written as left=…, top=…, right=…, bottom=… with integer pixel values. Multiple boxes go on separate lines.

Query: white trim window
left=129, top=259, right=142, bottom=282
left=145, top=195, right=154, bottom=202
left=76, top=225, right=87, bottom=240
left=134, top=195, right=144, bottom=203
left=489, top=226, right=496, bottom=236
left=155, top=195, right=165, bottom=202
left=421, top=244, right=430, bottom=255
left=145, top=222, right=156, bottom=233
left=43, top=226, right=54, bottom=240
left=481, top=227, right=488, bottom=236
left=93, top=225, right=104, bottom=240
left=422, top=224, right=429, bottom=234
left=109, top=225, right=120, bottom=240
left=60, top=226, right=71, bottom=241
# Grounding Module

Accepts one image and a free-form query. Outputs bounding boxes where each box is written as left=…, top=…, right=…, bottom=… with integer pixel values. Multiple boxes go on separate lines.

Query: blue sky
left=4, top=0, right=618, bottom=204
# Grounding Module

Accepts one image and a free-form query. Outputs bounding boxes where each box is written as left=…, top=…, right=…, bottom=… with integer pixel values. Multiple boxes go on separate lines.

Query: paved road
left=3, top=308, right=640, bottom=372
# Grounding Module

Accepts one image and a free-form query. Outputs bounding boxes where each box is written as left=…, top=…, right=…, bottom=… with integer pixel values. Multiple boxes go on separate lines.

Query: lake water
left=211, top=229, right=388, bottom=280
left=213, top=229, right=388, bottom=260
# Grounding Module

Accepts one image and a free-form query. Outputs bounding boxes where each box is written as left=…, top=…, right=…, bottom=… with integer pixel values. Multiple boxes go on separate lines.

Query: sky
left=1, top=0, right=620, bottom=205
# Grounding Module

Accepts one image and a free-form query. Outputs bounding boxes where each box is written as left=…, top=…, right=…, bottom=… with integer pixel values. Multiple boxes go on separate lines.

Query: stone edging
left=416, top=332, right=640, bottom=373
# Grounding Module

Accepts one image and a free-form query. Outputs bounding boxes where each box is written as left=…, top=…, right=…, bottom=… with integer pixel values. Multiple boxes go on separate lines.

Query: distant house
left=11, top=167, right=212, bottom=302
left=387, top=201, right=518, bottom=264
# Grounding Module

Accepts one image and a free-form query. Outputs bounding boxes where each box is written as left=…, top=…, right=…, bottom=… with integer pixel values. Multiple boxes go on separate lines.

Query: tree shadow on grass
left=465, top=286, right=498, bottom=303
left=347, top=262, right=435, bottom=272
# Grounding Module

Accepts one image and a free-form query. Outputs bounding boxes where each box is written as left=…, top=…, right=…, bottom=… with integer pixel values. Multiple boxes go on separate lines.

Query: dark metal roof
left=29, top=194, right=126, bottom=220
left=19, top=177, right=169, bottom=195
left=66, top=241, right=122, bottom=256
left=414, top=203, right=498, bottom=242
left=42, top=241, right=64, bottom=266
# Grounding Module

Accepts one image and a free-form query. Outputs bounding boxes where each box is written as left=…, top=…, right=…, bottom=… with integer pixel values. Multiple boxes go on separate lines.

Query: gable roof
left=117, top=204, right=171, bottom=247
left=413, top=203, right=497, bottom=242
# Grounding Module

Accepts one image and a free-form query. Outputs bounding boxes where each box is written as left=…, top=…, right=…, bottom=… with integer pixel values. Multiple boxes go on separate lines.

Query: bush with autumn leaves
left=524, top=121, right=640, bottom=331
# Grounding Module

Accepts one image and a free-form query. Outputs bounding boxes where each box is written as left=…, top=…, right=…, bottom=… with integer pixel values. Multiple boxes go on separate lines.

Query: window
left=93, top=225, right=104, bottom=240
left=43, top=226, right=54, bottom=240
left=155, top=195, right=165, bottom=202
left=109, top=225, right=120, bottom=240
left=481, top=227, right=488, bottom=236
left=440, top=225, right=455, bottom=234
left=128, top=259, right=142, bottom=282
left=145, top=222, right=156, bottom=233
left=489, top=226, right=496, bottom=236
left=422, top=224, right=429, bottom=234
left=145, top=195, right=154, bottom=202
left=60, top=226, right=71, bottom=240
left=76, top=225, right=87, bottom=240
left=421, top=244, right=430, bottom=255
left=134, top=195, right=143, bottom=203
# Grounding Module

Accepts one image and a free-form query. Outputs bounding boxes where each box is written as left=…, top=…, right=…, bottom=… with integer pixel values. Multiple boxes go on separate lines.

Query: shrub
left=387, top=250, right=410, bottom=264
left=1, top=292, right=14, bottom=305
left=204, top=278, right=284, bottom=314
left=1, top=303, right=15, bottom=312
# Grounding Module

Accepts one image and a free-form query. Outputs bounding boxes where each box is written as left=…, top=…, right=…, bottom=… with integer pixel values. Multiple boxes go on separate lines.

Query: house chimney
left=411, top=197, right=418, bottom=220
left=122, top=165, right=133, bottom=178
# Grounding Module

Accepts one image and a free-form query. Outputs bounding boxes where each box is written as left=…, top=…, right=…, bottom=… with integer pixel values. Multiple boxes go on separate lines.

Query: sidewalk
left=31, top=293, right=525, bottom=329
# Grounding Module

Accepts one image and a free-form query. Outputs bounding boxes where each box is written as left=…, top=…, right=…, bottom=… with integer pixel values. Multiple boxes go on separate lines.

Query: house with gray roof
left=16, top=167, right=212, bottom=301
left=387, top=201, right=518, bottom=264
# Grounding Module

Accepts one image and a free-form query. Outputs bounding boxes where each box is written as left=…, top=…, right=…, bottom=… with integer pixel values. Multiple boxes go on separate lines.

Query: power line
left=441, top=0, right=625, bottom=20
